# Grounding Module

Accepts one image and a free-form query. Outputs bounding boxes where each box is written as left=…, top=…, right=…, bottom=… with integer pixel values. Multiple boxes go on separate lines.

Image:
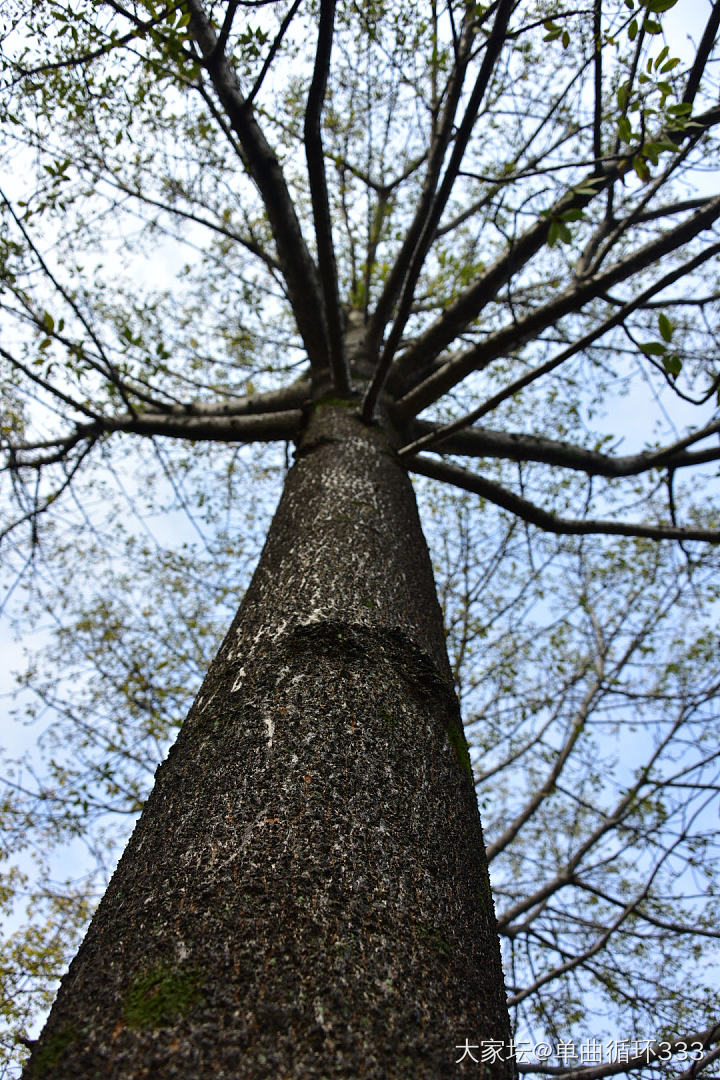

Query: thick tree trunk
left=25, top=405, right=512, bottom=1079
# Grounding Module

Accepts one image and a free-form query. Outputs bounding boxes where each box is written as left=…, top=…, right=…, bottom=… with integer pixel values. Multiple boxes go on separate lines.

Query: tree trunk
left=25, top=405, right=512, bottom=1079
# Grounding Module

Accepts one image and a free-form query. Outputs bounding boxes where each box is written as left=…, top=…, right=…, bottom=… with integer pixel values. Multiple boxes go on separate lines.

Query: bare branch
left=304, top=0, right=348, bottom=394
left=403, top=417, right=720, bottom=477
left=682, top=0, right=720, bottom=107
left=408, top=455, right=720, bottom=542
left=361, top=0, right=516, bottom=420
left=185, top=0, right=328, bottom=373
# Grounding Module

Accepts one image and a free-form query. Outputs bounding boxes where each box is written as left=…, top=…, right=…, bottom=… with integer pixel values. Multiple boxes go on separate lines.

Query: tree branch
left=403, top=417, right=720, bottom=477
left=361, top=0, right=516, bottom=420
left=394, top=194, right=720, bottom=418
left=682, top=0, right=720, bottom=107
left=304, top=0, right=348, bottom=394
left=4, top=408, right=304, bottom=471
left=389, top=106, right=720, bottom=401
left=408, top=455, right=720, bottom=542
left=185, top=0, right=328, bottom=373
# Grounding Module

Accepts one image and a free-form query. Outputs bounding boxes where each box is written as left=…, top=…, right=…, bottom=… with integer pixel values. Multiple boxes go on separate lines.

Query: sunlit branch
left=436, top=125, right=583, bottom=239
left=397, top=236, right=720, bottom=455
left=592, top=0, right=602, bottom=173
left=362, top=1, right=479, bottom=356
left=0, top=189, right=144, bottom=414
left=4, top=408, right=304, bottom=471
left=245, top=0, right=303, bottom=107
left=5, top=4, right=176, bottom=85
left=486, top=685, right=601, bottom=862
left=0, top=346, right=102, bottom=423
left=0, top=443, right=95, bottom=544
left=98, top=177, right=282, bottom=274
left=508, top=833, right=683, bottom=1007
left=580, top=132, right=701, bottom=279
left=213, top=0, right=241, bottom=60
left=576, top=880, right=720, bottom=940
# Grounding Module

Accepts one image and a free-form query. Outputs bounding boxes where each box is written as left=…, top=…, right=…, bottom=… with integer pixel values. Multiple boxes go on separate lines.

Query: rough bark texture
left=25, top=405, right=513, bottom=1079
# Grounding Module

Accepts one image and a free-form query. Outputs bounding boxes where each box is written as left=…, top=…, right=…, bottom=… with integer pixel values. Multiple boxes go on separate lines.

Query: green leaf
left=654, top=45, right=669, bottom=68
left=628, top=18, right=638, bottom=40
left=643, top=18, right=662, bottom=33
left=633, top=154, right=650, bottom=181
left=662, top=354, right=682, bottom=377
left=42, top=311, right=55, bottom=333
left=639, top=341, right=666, bottom=356
left=617, top=116, right=632, bottom=143
left=658, top=313, right=673, bottom=342
left=560, top=208, right=584, bottom=222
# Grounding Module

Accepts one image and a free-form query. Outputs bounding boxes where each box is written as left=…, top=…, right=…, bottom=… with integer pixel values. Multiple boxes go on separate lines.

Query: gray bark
left=25, top=405, right=512, bottom=1079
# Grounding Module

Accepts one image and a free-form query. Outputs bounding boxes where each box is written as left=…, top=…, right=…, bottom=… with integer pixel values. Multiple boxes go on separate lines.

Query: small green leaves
left=237, top=25, right=269, bottom=59
left=639, top=317, right=682, bottom=378
left=654, top=45, right=669, bottom=67
left=542, top=20, right=570, bottom=47
left=560, top=208, right=584, bottom=223
left=573, top=176, right=605, bottom=197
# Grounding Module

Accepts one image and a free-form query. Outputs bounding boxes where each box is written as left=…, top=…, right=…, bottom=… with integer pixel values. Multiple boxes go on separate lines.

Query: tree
left=1, top=0, right=720, bottom=1076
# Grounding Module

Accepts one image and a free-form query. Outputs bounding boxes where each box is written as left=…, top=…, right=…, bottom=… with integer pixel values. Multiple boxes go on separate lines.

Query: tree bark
left=25, top=405, right=512, bottom=1079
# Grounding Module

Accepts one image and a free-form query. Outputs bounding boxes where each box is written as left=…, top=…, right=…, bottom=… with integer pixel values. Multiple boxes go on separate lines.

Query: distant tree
left=0, top=0, right=719, bottom=1077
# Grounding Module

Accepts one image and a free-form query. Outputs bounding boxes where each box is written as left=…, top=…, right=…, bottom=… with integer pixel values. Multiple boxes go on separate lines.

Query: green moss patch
left=312, top=395, right=359, bottom=410
left=27, top=1026, right=77, bottom=1076
left=446, top=719, right=473, bottom=782
left=124, top=964, right=201, bottom=1029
